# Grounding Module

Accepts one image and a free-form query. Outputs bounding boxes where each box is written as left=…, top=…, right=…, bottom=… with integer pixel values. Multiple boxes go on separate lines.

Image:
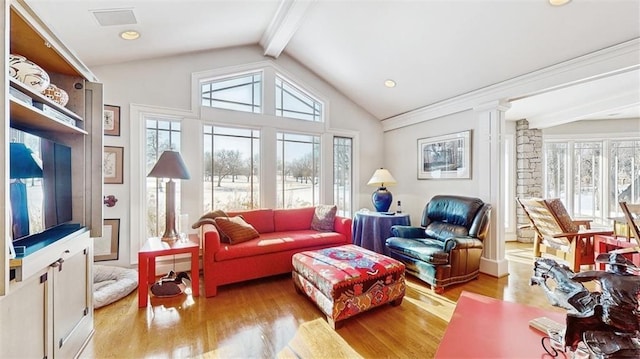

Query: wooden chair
left=619, top=202, right=640, bottom=245
left=517, top=197, right=613, bottom=272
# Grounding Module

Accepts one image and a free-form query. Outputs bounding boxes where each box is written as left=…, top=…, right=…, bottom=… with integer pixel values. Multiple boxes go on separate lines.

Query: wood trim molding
left=381, top=38, right=640, bottom=132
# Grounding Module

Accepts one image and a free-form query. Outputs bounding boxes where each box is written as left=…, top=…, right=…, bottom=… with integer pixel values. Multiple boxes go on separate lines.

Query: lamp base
left=372, top=187, right=393, bottom=212
left=160, top=233, right=180, bottom=242
left=161, top=179, right=179, bottom=242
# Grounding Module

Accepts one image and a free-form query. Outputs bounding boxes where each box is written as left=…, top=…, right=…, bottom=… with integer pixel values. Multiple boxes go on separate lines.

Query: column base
left=480, top=257, right=509, bottom=278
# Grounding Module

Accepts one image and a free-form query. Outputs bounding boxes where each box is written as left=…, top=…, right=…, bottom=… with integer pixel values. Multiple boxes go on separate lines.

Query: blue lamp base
left=372, top=187, right=393, bottom=212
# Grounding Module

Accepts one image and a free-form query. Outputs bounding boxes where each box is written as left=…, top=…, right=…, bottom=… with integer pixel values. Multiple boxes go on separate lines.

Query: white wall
left=385, top=112, right=640, bottom=277
left=92, top=45, right=382, bottom=267
left=383, top=110, right=481, bottom=223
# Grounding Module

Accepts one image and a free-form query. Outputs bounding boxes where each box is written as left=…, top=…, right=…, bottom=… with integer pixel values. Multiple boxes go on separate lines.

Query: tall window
left=201, top=72, right=262, bottom=113
left=275, top=76, right=323, bottom=122
left=544, top=142, right=568, bottom=203
left=203, top=125, right=260, bottom=211
left=573, top=142, right=602, bottom=218
left=334, top=136, right=352, bottom=217
left=609, top=140, right=640, bottom=216
left=277, top=133, right=320, bottom=208
left=195, top=65, right=352, bottom=214
left=146, top=118, right=182, bottom=238
left=544, top=138, right=639, bottom=224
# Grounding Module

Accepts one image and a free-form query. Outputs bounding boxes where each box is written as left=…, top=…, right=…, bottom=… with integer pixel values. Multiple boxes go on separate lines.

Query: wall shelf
left=10, top=99, right=88, bottom=135
left=10, top=78, right=83, bottom=122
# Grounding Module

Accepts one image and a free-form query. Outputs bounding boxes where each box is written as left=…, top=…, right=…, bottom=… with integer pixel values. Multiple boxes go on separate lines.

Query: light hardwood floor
left=80, top=242, right=568, bottom=358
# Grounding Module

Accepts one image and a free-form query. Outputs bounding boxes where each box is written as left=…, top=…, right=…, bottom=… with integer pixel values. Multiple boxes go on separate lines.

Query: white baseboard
left=480, top=257, right=509, bottom=278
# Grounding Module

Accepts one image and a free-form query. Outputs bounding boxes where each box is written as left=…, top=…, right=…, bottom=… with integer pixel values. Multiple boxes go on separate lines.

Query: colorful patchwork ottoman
left=292, top=244, right=406, bottom=329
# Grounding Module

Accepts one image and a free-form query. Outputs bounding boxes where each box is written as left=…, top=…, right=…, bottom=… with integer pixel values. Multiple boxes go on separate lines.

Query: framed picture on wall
left=94, top=219, right=120, bottom=261
left=417, top=130, right=471, bottom=179
left=104, top=146, right=124, bottom=184
left=103, top=104, right=121, bottom=136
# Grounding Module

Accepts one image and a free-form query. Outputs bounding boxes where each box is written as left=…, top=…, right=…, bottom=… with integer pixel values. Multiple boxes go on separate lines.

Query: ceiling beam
left=260, top=0, right=315, bottom=58
left=527, top=90, right=640, bottom=129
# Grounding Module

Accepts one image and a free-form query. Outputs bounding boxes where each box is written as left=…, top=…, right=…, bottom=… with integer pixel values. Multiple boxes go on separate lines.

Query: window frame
left=200, top=70, right=263, bottom=114
left=275, top=74, right=324, bottom=122
left=543, top=134, right=640, bottom=226
left=202, top=124, right=261, bottom=211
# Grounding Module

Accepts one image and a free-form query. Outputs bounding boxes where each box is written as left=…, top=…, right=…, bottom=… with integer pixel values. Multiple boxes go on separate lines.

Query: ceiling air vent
left=91, top=9, right=137, bottom=26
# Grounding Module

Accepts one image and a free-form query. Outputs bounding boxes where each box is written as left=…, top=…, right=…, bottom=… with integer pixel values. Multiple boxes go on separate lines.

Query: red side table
left=594, top=234, right=640, bottom=270
left=138, top=235, right=200, bottom=307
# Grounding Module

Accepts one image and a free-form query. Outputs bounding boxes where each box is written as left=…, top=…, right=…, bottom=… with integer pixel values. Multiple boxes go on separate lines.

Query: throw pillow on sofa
left=214, top=216, right=260, bottom=244
left=192, top=209, right=233, bottom=242
left=311, top=205, right=337, bottom=231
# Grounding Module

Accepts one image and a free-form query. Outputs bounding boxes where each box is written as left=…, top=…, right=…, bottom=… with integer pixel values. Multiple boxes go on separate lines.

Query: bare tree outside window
left=609, top=140, right=640, bottom=216
left=277, top=133, right=320, bottom=208
left=544, top=138, right=639, bottom=225
left=334, top=136, right=353, bottom=217
left=146, top=119, right=181, bottom=238
left=203, top=126, right=259, bottom=212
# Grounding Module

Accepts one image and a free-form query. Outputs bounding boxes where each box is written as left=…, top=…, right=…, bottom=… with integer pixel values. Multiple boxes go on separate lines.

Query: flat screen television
left=9, top=127, right=73, bottom=244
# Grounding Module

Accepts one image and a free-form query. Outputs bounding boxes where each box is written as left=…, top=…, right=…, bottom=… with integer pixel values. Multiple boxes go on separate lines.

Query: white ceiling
left=24, top=0, right=640, bottom=127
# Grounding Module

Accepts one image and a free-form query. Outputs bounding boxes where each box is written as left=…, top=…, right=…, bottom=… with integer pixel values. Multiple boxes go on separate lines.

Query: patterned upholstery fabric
left=292, top=244, right=405, bottom=327
left=545, top=198, right=579, bottom=233
left=214, top=216, right=260, bottom=244
left=311, top=205, right=337, bottom=231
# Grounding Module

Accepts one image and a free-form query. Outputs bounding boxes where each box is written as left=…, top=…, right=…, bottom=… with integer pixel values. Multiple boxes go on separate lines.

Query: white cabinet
left=0, top=230, right=92, bottom=359
left=0, top=267, right=48, bottom=358
left=52, top=231, right=93, bottom=359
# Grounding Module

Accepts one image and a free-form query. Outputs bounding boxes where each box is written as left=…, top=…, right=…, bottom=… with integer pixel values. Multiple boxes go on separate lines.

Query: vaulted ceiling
left=24, top=0, right=640, bottom=128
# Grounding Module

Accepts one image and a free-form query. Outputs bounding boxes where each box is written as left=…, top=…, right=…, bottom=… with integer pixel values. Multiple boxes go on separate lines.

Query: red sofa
left=201, top=207, right=352, bottom=297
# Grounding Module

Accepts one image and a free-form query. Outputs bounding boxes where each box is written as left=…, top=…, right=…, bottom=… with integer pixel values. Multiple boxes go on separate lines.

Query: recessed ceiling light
left=384, top=79, right=396, bottom=88
left=549, top=0, right=571, bottom=6
left=120, top=30, right=140, bottom=40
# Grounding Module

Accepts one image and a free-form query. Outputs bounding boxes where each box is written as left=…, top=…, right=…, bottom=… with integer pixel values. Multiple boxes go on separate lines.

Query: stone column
left=515, top=119, right=543, bottom=242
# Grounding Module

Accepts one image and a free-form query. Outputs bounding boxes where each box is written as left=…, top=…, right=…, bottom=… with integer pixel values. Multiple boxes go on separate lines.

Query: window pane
left=146, top=118, right=182, bottom=238
left=203, top=126, right=260, bottom=211
left=334, top=136, right=352, bottom=217
left=573, top=142, right=602, bottom=219
left=609, top=140, right=640, bottom=216
left=544, top=142, right=568, bottom=201
left=201, top=72, right=262, bottom=113
left=277, top=133, right=320, bottom=208
left=275, top=76, right=323, bottom=122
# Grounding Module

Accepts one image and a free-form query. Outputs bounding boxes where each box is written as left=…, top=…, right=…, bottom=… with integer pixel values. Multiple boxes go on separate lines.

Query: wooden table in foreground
left=138, top=235, right=200, bottom=307
left=435, top=291, right=565, bottom=358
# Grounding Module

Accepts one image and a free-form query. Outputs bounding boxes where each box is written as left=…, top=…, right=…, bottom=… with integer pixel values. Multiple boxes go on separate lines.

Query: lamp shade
left=367, top=168, right=397, bottom=187
left=147, top=151, right=191, bottom=179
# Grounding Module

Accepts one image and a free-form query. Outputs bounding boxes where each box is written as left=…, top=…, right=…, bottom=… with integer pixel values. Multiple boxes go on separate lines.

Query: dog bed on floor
left=94, top=265, right=138, bottom=309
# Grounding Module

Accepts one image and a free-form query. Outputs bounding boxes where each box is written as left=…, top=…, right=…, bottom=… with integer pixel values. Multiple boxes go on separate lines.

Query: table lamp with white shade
left=367, top=168, right=397, bottom=212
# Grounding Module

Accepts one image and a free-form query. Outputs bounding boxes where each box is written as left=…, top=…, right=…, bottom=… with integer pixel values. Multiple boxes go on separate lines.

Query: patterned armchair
left=517, top=197, right=613, bottom=272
